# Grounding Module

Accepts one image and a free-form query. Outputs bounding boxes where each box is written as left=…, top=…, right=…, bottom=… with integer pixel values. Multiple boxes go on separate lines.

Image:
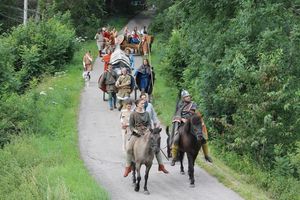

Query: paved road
left=78, top=11, right=244, bottom=200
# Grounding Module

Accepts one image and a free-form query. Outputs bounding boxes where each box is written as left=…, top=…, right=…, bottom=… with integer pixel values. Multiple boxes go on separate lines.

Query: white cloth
left=145, top=103, right=160, bottom=128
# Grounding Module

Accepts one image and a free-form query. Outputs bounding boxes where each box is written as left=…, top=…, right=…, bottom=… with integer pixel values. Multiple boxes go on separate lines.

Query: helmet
left=181, top=90, right=190, bottom=98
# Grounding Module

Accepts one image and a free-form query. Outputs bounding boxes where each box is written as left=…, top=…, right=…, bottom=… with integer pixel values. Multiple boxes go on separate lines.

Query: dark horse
left=131, top=127, right=162, bottom=194
left=166, top=113, right=204, bottom=187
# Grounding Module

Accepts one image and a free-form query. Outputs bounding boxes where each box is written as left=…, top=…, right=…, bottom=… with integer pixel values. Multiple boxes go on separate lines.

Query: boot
left=158, top=164, right=169, bottom=174
left=170, top=144, right=178, bottom=166
left=99, top=50, right=102, bottom=57
left=123, top=166, right=132, bottom=177
left=202, top=143, right=213, bottom=163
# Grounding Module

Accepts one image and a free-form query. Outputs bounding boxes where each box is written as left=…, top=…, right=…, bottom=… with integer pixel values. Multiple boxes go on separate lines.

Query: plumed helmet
left=181, top=90, right=190, bottom=98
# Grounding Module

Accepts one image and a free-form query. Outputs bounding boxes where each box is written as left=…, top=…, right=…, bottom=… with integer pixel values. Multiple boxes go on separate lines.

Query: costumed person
left=135, top=58, right=154, bottom=95
left=83, top=51, right=93, bottom=79
left=130, top=26, right=140, bottom=44
left=94, top=29, right=104, bottom=57
left=123, top=99, right=151, bottom=177
left=102, top=48, right=112, bottom=71
left=120, top=100, right=133, bottom=152
left=115, top=67, right=132, bottom=111
left=125, top=48, right=135, bottom=72
left=98, top=63, right=118, bottom=110
left=102, top=27, right=111, bottom=52
left=170, top=90, right=212, bottom=166
left=123, top=26, right=130, bottom=41
left=140, top=93, right=169, bottom=174
left=141, top=33, right=149, bottom=56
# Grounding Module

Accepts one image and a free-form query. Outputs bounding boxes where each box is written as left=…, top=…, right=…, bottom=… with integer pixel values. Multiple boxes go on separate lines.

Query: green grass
left=0, top=41, right=108, bottom=200
left=150, top=37, right=272, bottom=200
left=151, top=42, right=178, bottom=126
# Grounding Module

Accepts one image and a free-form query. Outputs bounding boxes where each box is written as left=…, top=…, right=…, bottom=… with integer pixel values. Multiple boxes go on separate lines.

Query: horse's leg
left=179, top=151, right=185, bottom=174
left=143, top=163, right=152, bottom=195
left=131, top=162, right=136, bottom=186
left=134, top=163, right=141, bottom=192
left=187, top=153, right=195, bottom=187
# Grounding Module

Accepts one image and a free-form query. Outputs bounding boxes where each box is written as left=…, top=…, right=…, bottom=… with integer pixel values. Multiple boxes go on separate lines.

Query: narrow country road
left=78, top=11, right=243, bottom=200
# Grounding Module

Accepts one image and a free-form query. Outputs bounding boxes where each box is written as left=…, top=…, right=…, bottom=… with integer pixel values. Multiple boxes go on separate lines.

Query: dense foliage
left=0, top=13, right=76, bottom=147
left=0, top=13, right=75, bottom=95
left=150, top=0, right=300, bottom=199
left=0, top=0, right=138, bottom=37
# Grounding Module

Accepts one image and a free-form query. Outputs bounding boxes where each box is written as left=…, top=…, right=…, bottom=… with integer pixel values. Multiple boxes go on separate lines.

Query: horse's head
left=185, top=114, right=203, bottom=142
left=150, top=127, right=162, bottom=154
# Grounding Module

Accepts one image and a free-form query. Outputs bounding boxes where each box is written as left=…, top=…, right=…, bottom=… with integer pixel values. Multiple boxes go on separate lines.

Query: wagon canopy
left=110, top=45, right=130, bottom=68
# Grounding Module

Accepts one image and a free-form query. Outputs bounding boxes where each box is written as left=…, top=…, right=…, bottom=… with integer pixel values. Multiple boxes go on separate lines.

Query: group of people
left=90, top=25, right=213, bottom=180
left=94, top=26, right=118, bottom=57
left=123, top=25, right=148, bottom=44
left=120, top=94, right=169, bottom=176
left=99, top=58, right=153, bottom=111
left=122, top=90, right=213, bottom=178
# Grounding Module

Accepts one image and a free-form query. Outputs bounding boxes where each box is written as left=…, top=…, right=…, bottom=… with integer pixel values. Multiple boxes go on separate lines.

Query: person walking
left=135, top=58, right=153, bottom=94
left=120, top=100, right=133, bottom=152
left=99, top=63, right=118, bottom=110
left=83, top=51, right=93, bottom=79
left=115, top=68, right=132, bottom=111
left=94, top=29, right=104, bottom=57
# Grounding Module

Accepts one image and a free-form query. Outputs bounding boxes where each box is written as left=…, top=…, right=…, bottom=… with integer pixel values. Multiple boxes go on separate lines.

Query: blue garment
left=129, top=54, right=135, bottom=71
left=135, top=64, right=152, bottom=93
left=131, top=38, right=140, bottom=44
left=140, top=73, right=150, bottom=91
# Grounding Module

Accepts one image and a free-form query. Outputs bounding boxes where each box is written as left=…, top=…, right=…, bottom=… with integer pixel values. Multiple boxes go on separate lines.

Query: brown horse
left=131, top=127, right=162, bottom=195
left=166, top=114, right=204, bottom=187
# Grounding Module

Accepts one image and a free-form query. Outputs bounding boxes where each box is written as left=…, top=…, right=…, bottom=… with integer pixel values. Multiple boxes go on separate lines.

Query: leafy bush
left=151, top=0, right=300, bottom=198
left=0, top=13, right=76, bottom=94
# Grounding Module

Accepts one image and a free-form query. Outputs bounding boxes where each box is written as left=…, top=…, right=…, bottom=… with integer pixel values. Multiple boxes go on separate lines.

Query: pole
left=23, top=0, right=28, bottom=25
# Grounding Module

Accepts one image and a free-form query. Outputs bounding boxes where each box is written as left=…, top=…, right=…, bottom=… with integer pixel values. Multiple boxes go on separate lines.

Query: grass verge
left=0, top=41, right=108, bottom=200
left=150, top=37, right=271, bottom=200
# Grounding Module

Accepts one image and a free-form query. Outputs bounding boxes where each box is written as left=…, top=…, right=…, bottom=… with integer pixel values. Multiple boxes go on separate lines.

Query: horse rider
left=98, top=63, right=118, bottom=110
left=170, top=90, right=213, bottom=166
left=140, top=93, right=169, bottom=174
left=115, top=67, right=132, bottom=111
left=124, top=98, right=151, bottom=177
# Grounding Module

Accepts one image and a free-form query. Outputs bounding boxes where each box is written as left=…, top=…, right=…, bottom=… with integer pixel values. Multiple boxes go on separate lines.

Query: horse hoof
left=189, top=184, right=195, bottom=188
left=180, top=171, right=185, bottom=175
left=134, top=187, right=139, bottom=192
left=144, top=190, right=150, bottom=195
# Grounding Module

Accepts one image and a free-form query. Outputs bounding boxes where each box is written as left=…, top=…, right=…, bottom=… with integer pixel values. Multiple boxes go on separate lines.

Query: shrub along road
left=78, top=11, right=243, bottom=200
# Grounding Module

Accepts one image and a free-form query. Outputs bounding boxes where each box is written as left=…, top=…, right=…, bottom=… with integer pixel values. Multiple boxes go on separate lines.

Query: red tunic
left=102, top=54, right=111, bottom=71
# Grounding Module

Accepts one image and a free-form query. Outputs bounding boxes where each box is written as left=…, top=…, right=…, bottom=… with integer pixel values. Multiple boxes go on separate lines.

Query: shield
left=98, top=73, right=106, bottom=92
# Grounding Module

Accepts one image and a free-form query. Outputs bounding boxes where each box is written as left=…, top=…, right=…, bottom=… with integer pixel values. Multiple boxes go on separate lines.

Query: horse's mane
left=182, top=114, right=201, bottom=135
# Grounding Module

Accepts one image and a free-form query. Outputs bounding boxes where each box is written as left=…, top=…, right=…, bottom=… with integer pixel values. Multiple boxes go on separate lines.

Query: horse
left=166, top=113, right=204, bottom=187
left=131, top=127, right=162, bottom=195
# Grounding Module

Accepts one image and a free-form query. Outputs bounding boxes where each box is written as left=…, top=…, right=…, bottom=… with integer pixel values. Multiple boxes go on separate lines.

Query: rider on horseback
left=170, top=90, right=213, bottom=166
left=123, top=99, right=151, bottom=177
